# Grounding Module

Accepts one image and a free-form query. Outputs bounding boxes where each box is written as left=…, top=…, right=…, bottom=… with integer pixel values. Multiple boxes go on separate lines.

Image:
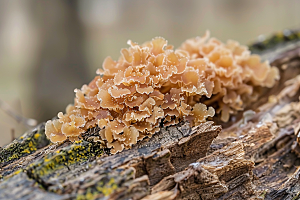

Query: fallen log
left=1, top=30, right=300, bottom=200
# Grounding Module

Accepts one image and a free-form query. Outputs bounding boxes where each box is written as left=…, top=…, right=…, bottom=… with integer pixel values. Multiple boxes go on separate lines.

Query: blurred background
left=0, top=0, right=299, bottom=146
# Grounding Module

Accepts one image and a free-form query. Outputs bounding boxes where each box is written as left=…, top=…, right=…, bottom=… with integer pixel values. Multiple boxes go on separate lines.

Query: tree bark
left=1, top=32, right=300, bottom=200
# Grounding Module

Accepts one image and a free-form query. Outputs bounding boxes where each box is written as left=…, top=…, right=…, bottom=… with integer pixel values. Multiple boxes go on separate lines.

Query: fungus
left=179, top=31, right=279, bottom=121
left=45, top=119, right=66, bottom=143
left=45, top=32, right=279, bottom=154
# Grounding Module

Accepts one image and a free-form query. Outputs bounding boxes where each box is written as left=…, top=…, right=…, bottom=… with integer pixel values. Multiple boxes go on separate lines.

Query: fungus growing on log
left=179, top=31, right=279, bottom=121
left=45, top=31, right=279, bottom=154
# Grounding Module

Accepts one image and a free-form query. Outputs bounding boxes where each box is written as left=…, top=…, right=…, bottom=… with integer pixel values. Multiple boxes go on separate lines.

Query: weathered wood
left=1, top=31, right=300, bottom=200
left=0, top=121, right=221, bottom=199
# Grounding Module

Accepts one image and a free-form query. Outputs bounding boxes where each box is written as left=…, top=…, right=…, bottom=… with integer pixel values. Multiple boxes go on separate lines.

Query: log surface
left=1, top=31, right=300, bottom=200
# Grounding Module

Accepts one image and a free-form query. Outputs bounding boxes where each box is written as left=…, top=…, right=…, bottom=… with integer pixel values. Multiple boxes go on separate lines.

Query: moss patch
left=249, top=29, right=300, bottom=53
left=26, top=140, right=104, bottom=185
left=0, top=123, right=49, bottom=167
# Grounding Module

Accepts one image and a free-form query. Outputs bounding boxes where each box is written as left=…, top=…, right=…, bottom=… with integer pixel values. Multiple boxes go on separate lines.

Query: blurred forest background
left=0, top=0, right=300, bottom=146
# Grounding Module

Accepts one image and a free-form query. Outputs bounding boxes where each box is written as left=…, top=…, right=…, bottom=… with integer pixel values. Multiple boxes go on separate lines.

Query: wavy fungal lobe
left=45, top=31, right=279, bottom=154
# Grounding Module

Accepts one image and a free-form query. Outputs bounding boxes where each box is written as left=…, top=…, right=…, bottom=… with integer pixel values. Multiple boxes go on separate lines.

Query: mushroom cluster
left=45, top=32, right=279, bottom=154
left=179, top=31, right=279, bottom=121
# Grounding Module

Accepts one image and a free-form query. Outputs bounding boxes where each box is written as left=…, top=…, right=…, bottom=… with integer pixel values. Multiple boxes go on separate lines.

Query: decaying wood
left=2, top=33, right=300, bottom=200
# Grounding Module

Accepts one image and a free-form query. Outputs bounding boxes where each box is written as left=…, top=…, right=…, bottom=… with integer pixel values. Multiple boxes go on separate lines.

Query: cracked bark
left=1, top=35, right=300, bottom=200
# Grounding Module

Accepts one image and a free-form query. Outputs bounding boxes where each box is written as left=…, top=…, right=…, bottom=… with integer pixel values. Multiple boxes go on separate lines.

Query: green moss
left=95, top=178, right=118, bottom=196
left=74, top=168, right=135, bottom=200
left=0, top=123, right=49, bottom=167
left=27, top=140, right=103, bottom=179
left=249, top=29, right=300, bottom=53
left=259, top=190, right=267, bottom=199
left=292, top=192, right=300, bottom=200
left=1, top=169, right=24, bottom=181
